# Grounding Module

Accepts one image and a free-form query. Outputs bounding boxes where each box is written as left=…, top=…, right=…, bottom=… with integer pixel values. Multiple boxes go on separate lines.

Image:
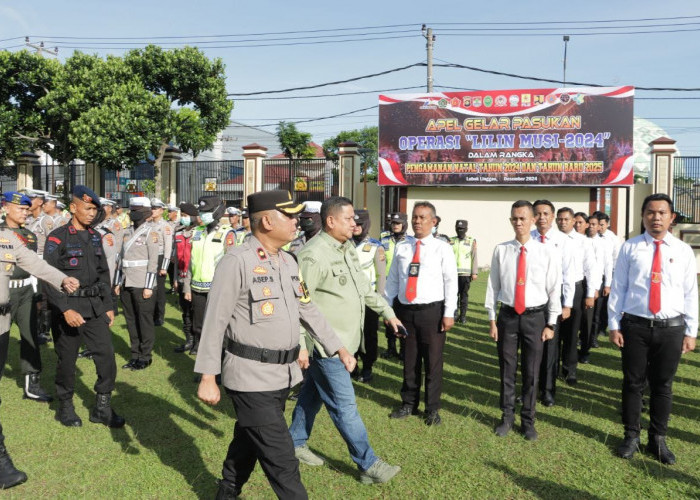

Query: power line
left=438, top=27, right=700, bottom=36
left=436, top=21, right=700, bottom=32
left=228, top=63, right=422, bottom=96
left=429, top=15, right=700, bottom=25
left=250, top=105, right=377, bottom=128
left=232, top=85, right=425, bottom=101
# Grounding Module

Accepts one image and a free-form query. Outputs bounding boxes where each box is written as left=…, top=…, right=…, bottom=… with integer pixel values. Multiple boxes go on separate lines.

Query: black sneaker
left=389, top=404, right=419, bottom=419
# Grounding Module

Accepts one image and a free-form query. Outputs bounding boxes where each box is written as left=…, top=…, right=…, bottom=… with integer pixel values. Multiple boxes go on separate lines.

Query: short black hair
left=320, top=196, right=353, bottom=229
left=574, top=212, right=589, bottom=222
left=533, top=199, right=555, bottom=213
left=413, top=201, right=437, bottom=218
left=592, top=211, right=609, bottom=223
left=556, top=207, right=575, bottom=218
left=641, top=193, right=674, bottom=214
left=511, top=200, right=534, bottom=213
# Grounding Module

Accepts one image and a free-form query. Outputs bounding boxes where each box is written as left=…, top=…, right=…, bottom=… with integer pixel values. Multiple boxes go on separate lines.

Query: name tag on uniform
left=408, top=262, right=420, bottom=277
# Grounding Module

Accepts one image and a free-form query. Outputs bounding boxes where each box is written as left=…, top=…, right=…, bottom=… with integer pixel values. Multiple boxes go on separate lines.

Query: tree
left=322, top=126, right=378, bottom=180
left=276, top=121, right=315, bottom=160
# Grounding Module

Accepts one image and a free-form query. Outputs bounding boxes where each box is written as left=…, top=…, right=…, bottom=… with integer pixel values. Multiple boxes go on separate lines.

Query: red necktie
left=539, top=234, right=545, bottom=243
left=405, top=240, right=421, bottom=302
left=649, top=240, right=662, bottom=315
left=514, top=245, right=527, bottom=314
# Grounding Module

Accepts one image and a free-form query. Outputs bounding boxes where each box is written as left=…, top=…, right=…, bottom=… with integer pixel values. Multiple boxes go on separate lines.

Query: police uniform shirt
left=0, top=230, right=67, bottom=333
left=193, top=235, right=345, bottom=392
left=26, top=213, right=53, bottom=255
left=0, top=223, right=38, bottom=282
left=355, top=236, right=386, bottom=294
left=485, top=238, right=563, bottom=325
left=385, top=234, right=458, bottom=315
left=117, top=224, right=159, bottom=289
left=608, top=231, right=698, bottom=337
left=562, top=229, right=601, bottom=298
left=530, top=227, right=575, bottom=308
left=151, top=219, right=173, bottom=270
left=93, top=221, right=123, bottom=287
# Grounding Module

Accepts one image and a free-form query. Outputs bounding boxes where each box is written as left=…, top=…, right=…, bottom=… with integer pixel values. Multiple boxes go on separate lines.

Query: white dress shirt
left=485, top=238, right=563, bottom=325
left=385, top=234, right=458, bottom=317
left=562, top=230, right=602, bottom=297
left=590, top=235, right=613, bottom=287
left=608, top=231, right=698, bottom=337
left=531, top=227, right=575, bottom=307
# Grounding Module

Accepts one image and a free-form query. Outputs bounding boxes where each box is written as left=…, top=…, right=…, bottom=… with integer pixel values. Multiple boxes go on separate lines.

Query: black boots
left=56, top=399, right=82, bottom=427
left=617, top=435, right=640, bottom=459
left=215, top=480, right=240, bottom=499
left=89, top=393, right=126, bottom=428
left=0, top=443, right=27, bottom=489
left=174, top=334, right=194, bottom=353
left=646, top=435, right=676, bottom=465
left=23, top=374, right=53, bottom=403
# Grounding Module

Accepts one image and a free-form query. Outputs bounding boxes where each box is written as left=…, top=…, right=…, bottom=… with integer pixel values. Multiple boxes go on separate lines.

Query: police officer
left=195, top=189, right=355, bottom=499
left=380, top=212, right=393, bottom=241
left=173, top=203, right=199, bottom=353
left=0, top=222, right=78, bottom=488
left=94, top=198, right=124, bottom=288
left=238, top=208, right=251, bottom=245
left=43, top=194, right=69, bottom=227
left=450, top=220, right=478, bottom=324
left=288, top=201, right=322, bottom=254
left=167, top=205, right=180, bottom=291
left=43, top=186, right=125, bottom=429
left=183, top=196, right=235, bottom=355
left=149, top=198, right=173, bottom=326
left=432, top=216, right=451, bottom=243
left=0, top=192, right=52, bottom=402
left=115, top=197, right=159, bottom=370
left=352, top=209, right=386, bottom=382
left=380, top=212, right=414, bottom=359
left=116, top=202, right=130, bottom=229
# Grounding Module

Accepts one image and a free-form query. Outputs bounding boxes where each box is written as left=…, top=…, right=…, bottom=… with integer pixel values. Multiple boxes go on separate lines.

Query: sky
left=1, top=0, right=699, bottom=161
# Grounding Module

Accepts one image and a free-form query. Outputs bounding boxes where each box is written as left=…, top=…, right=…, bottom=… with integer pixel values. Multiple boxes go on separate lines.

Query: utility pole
left=422, top=25, right=435, bottom=92
left=562, top=35, right=570, bottom=88
left=24, top=37, right=58, bottom=57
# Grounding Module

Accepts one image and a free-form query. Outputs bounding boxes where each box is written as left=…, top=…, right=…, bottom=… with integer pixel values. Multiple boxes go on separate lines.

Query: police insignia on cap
left=11, top=193, right=22, bottom=204
left=261, top=301, right=274, bottom=316
left=82, top=194, right=92, bottom=204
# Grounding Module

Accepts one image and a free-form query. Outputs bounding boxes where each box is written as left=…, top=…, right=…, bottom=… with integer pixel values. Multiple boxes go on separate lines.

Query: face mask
left=200, top=212, right=214, bottom=226
left=130, top=209, right=149, bottom=225
left=180, top=216, right=191, bottom=227
left=431, top=227, right=437, bottom=235
left=456, top=229, right=467, bottom=238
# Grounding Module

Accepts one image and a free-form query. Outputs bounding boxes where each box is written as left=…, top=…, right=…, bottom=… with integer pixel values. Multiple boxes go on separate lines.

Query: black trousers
left=592, top=280, right=609, bottom=335
left=456, top=275, right=472, bottom=318
left=620, top=317, right=685, bottom=438
left=191, top=291, right=209, bottom=346
left=579, top=278, right=595, bottom=356
left=396, top=301, right=445, bottom=412
left=559, top=281, right=584, bottom=379
left=10, top=285, right=42, bottom=374
left=221, top=388, right=307, bottom=500
left=51, top=309, right=117, bottom=401
left=178, top=290, right=193, bottom=339
left=496, top=306, right=545, bottom=426
left=121, top=287, right=156, bottom=362
left=153, top=255, right=166, bottom=324
left=539, top=316, right=560, bottom=398
left=0, top=332, right=10, bottom=381
left=385, top=299, right=404, bottom=355
left=356, top=307, right=379, bottom=376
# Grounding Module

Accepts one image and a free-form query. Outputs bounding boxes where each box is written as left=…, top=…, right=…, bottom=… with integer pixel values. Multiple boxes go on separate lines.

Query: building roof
left=272, top=141, right=325, bottom=159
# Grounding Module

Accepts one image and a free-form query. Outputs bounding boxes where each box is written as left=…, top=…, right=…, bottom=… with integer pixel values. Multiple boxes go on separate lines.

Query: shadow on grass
left=626, top=454, right=700, bottom=495
left=487, top=461, right=605, bottom=500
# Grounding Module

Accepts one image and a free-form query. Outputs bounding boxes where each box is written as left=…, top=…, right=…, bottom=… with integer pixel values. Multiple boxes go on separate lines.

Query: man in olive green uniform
left=0, top=224, right=78, bottom=489
left=351, top=209, right=386, bottom=382
left=195, top=190, right=355, bottom=500
left=149, top=198, right=173, bottom=326
left=183, top=196, right=235, bottom=355
left=1, top=192, right=52, bottom=402
left=289, top=196, right=402, bottom=485
left=115, top=197, right=159, bottom=370
left=450, top=219, right=478, bottom=324
left=380, top=212, right=413, bottom=359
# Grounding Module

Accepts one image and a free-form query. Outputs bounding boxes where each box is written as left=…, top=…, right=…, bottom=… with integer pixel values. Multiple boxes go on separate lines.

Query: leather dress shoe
left=389, top=404, right=419, bottom=419
left=122, top=359, right=138, bottom=369
left=521, top=424, right=538, bottom=441
left=424, top=410, right=442, bottom=426
left=565, top=377, right=578, bottom=386
left=494, top=418, right=514, bottom=437
left=617, top=436, right=640, bottom=459
left=646, top=435, right=676, bottom=465
left=132, top=359, right=152, bottom=370
left=541, top=393, right=555, bottom=407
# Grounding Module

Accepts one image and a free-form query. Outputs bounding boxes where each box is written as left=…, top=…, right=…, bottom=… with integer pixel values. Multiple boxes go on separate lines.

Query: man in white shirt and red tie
left=609, top=193, right=697, bottom=465
left=385, top=201, right=458, bottom=426
left=486, top=200, right=561, bottom=441
left=531, top=200, right=574, bottom=407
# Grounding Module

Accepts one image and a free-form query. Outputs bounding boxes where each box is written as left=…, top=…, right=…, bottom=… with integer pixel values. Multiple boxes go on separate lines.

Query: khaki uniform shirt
left=0, top=229, right=66, bottom=333
left=25, top=213, right=55, bottom=256
left=298, top=232, right=396, bottom=357
left=116, top=223, right=159, bottom=289
left=151, top=218, right=174, bottom=270
left=194, top=235, right=345, bottom=392
left=94, top=217, right=125, bottom=286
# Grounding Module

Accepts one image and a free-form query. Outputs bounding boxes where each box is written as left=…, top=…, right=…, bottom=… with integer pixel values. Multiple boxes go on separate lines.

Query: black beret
left=179, top=202, right=199, bottom=217
left=72, top=185, right=101, bottom=208
left=247, top=190, right=304, bottom=215
left=197, top=196, right=221, bottom=212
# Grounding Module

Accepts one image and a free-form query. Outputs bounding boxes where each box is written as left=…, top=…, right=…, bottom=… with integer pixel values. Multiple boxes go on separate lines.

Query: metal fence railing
left=177, top=160, right=244, bottom=206
left=262, top=158, right=338, bottom=203
left=673, top=156, right=700, bottom=223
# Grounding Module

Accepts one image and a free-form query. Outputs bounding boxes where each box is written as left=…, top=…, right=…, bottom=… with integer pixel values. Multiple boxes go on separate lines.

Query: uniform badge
left=105, top=234, right=114, bottom=246
left=4, top=253, right=12, bottom=259
left=517, top=278, right=525, bottom=286
left=47, top=222, right=54, bottom=230
left=253, top=266, right=268, bottom=275
left=0, top=238, right=8, bottom=244
left=5, top=263, right=12, bottom=271
left=362, top=244, right=371, bottom=252
left=152, top=233, right=158, bottom=243
left=82, top=193, right=93, bottom=204
left=69, top=257, right=78, bottom=267
left=262, top=286, right=272, bottom=297
left=165, top=226, right=172, bottom=235
left=261, top=301, right=274, bottom=316
left=651, top=272, right=662, bottom=284
left=256, top=247, right=267, bottom=261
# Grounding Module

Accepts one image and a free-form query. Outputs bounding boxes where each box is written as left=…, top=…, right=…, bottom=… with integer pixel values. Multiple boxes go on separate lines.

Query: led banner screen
left=378, top=86, right=634, bottom=187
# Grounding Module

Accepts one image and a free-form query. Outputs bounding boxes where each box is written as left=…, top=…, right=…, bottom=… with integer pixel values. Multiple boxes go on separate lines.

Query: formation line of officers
left=0, top=186, right=694, bottom=498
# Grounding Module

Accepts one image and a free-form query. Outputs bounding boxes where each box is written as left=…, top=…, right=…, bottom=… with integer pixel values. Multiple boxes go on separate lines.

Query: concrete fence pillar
left=650, top=137, right=677, bottom=196
left=338, top=141, right=361, bottom=204
left=162, top=147, right=181, bottom=205
left=15, top=152, right=40, bottom=192
left=242, top=143, right=268, bottom=204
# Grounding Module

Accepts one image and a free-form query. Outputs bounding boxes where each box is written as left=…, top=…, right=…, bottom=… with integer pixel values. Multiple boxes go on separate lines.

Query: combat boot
left=56, top=399, right=82, bottom=427
left=23, top=374, right=53, bottom=403
left=215, top=480, right=240, bottom=499
left=0, top=443, right=27, bottom=489
left=174, top=334, right=194, bottom=353
left=189, top=341, right=199, bottom=356
left=89, top=393, right=125, bottom=428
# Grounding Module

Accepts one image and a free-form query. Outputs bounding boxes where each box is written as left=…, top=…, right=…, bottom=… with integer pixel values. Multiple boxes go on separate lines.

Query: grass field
left=1, top=275, right=699, bottom=499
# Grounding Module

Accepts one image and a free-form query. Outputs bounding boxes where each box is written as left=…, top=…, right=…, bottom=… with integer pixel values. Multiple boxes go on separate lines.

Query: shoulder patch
left=48, top=236, right=62, bottom=244
left=104, top=234, right=114, bottom=246
left=301, top=256, right=317, bottom=264
left=226, top=232, right=235, bottom=246
left=256, top=247, right=267, bottom=261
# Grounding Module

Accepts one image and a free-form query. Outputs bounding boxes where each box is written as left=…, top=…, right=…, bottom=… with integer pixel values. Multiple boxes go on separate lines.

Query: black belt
left=623, top=314, right=685, bottom=329
left=398, top=300, right=443, bottom=311
left=68, top=284, right=103, bottom=298
left=0, top=303, right=10, bottom=315
left=226, top=339, right=300, bottom=365
left=501, top=304, right=547, bottom=315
